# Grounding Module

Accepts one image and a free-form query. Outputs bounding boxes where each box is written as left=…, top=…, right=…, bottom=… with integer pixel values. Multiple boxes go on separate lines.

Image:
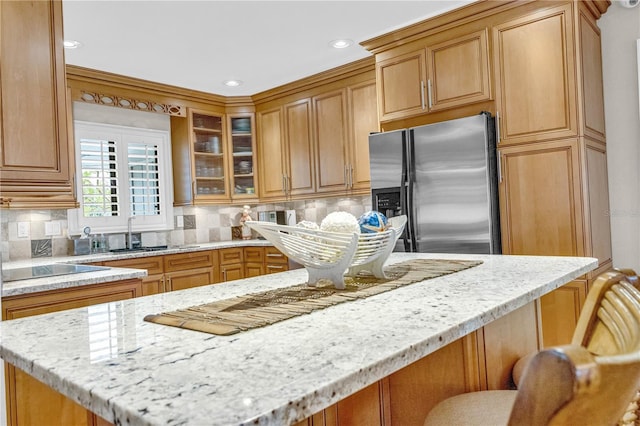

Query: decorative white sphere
left=320, top=211, right=361, bottom=234
left=296, top=220, right=319, bottom=230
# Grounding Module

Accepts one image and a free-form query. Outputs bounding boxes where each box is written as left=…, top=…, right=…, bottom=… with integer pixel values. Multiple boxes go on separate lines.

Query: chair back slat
left=510, top=272, right=640, bottom=426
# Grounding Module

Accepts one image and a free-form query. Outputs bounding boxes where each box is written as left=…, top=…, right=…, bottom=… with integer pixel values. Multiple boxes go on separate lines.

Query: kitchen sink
left=109, top=245, right=168, bottom=253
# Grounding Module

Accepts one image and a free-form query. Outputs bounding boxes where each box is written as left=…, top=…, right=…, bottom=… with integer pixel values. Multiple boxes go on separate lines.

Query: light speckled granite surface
left=2, top=240, right=271, bottom=297
left=0, top=253, right=596, bottom=425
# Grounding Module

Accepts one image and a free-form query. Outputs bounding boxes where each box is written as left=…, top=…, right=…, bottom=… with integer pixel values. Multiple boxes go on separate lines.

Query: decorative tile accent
left=31, top=239, right=52, bottom=258
left=183, top=215, right=196, bottom=230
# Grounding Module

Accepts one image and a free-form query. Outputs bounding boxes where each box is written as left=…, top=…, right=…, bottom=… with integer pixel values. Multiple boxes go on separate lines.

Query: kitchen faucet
left=127, top=216, right=136, bottom=249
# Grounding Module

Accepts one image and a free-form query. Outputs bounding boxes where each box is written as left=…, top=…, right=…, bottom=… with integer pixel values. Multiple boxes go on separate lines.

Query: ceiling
left=62, top=1, right=475, bottom=97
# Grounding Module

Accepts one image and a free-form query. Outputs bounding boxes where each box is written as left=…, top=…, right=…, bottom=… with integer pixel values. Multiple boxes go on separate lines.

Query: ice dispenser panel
left=372, top=187, right=402, bottom=219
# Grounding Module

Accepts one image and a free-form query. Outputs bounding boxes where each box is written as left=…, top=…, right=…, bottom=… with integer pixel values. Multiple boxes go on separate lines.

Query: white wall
left=600, top=3, right=640, bottom=272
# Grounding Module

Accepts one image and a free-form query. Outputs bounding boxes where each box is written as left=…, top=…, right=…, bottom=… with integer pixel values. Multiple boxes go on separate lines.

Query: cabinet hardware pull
left=427, top=79, right=433, bottom=110
left=350, top=164, right=354, bottom=188
left=497, top=150, right=503, bottom=183
left=266, top=253, right=283, bottom=258
left=286, top=175, right=290, bottom=194
left=268, top=265, right=284, bottom=270
left=222, top=269, right=227, bottom=281
left=344, top=165, right=349, bottom=188
left=420, top=80, right=426, bottom=110
left=282, top=175, right=286, bottom=193
left=496, top=111, right=501, bottom=144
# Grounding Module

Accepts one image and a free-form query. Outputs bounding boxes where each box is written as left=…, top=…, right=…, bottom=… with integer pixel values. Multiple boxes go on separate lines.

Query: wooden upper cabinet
left=171, top=109, right=230, bottom=205
left=284, top=99, right=315, bottom=198
left=347, top=81, right=377, bottom=192
left=257, top=99, right=315, bottom=201
left=0, top=0, right=76, bottom=208
left=314, top=89, right=349, bottom=194
left=493, top=4, right=577, bottom=146
left=375, top=27, right=491, bottom=122
left=578, top=9, right=606, bottom=142
left=257, top=107, right=287, bottom=200
left=228, top=114, right=258, bottom=200
left=426, top=29, right=491, bottom=112
left=498, top=139, right=584, bottom=257
left=376, top=49, right=427, bottom=121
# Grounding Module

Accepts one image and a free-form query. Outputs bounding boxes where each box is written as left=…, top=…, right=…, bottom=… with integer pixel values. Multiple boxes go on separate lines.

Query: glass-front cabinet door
left=228, top=115, right=257, bottom=199
left=192, top=112, right=228, bottom=199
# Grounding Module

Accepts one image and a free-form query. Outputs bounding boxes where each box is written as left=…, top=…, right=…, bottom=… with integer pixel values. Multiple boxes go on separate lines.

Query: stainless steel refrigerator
left=369, top=112, right=501, bottom=254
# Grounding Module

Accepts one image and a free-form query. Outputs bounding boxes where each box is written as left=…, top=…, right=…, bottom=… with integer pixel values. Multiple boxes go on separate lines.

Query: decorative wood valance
left=78, top=90, right=185, bottom=116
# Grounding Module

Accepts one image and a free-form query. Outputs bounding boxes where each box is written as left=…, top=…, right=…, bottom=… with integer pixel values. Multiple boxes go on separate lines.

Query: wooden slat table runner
left=144, top=259, right=482, bottom=336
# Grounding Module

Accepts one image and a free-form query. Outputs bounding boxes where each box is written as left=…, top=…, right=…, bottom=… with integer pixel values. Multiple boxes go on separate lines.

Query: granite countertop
left=1, top=239, right=271, bottom=298
left=0, top=253, right=596, bottom=425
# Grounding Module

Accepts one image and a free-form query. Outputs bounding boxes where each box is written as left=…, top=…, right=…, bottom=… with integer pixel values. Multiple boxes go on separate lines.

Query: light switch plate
left=45, top=221, right=61, bottom=236
left=17, top=222, right=30, bottom=238
left=176, top=215, right=184, bottom=228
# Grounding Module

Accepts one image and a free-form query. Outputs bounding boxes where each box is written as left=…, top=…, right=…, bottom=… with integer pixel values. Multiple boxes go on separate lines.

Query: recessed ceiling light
left=223, top=80, right=243, bottom=87
left=63, top=40, right=82, bottom=49
left=329, top=39, right=353, bottom=49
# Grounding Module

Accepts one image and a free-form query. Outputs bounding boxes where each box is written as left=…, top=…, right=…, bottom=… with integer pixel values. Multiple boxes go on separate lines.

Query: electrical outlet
left=17, top=222, right=30, bottom=238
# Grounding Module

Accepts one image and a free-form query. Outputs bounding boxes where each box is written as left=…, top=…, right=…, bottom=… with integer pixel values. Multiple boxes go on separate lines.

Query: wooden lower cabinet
left=2, top=279, right=143, bottom=426
left=245, top=262, right=265, bottom=277
left=220, top=247, right=245, bottom=282
left=295, top=302, right=540, bottom=426
left=165, top=267, right=217, bottom=291
left=97, top=255, right=166, bottom=296
left=220, top=263, right=244, bottom=282
left=265, top=246, right=289, bottom=274
left=539, top=280, right=588, bottom=347
left=244, top=247, right=265, bottom=277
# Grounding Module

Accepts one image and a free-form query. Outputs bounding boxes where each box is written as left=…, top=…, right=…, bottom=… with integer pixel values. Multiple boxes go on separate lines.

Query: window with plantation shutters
left=79, top=137, right=120, bottom=218
left=69, top=121, right=174, bottom=235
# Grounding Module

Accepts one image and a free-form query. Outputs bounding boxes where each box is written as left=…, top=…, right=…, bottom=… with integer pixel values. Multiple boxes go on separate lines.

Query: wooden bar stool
left=424, top=271, right=640, bottom=426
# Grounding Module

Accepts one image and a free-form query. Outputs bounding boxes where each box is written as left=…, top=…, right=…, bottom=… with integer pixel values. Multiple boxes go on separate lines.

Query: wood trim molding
left=251, top=57, right=375, bottom=104
left=75, top=90, right=186, bottom=116
left=360, top=0, right=528, bottom=54
left=360, top=0, right=609, bottom=55
left=67, top=65, right=227, bottom=106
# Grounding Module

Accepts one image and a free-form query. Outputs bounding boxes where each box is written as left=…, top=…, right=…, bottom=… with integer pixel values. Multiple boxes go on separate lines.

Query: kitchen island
left=0, top=253, right=596, bottom=425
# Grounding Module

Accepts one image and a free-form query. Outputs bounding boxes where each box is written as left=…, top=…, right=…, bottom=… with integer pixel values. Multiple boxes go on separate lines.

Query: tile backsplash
left=0, top=196, right=372, bottom=262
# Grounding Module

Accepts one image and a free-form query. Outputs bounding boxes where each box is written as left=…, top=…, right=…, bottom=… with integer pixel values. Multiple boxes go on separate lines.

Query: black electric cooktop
left=2, top=264, right=109, bottom=283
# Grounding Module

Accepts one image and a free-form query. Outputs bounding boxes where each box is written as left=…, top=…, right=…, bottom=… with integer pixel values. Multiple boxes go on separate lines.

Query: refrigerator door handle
left=406, top=129, right=417, bottom=252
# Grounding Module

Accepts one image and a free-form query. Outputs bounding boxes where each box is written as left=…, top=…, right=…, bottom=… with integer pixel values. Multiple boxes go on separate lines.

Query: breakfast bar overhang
left=0, top=253, right=597, bottom=425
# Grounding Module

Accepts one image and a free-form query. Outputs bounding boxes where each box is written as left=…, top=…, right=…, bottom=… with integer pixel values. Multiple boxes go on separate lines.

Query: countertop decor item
left=248, top=215, right=407, bottom=289
left=144, top=258, right=482, bottom=335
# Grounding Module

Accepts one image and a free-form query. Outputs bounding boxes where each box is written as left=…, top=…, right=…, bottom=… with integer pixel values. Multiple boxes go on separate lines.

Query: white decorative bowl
left=248, top=215, right=407, bottom=289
